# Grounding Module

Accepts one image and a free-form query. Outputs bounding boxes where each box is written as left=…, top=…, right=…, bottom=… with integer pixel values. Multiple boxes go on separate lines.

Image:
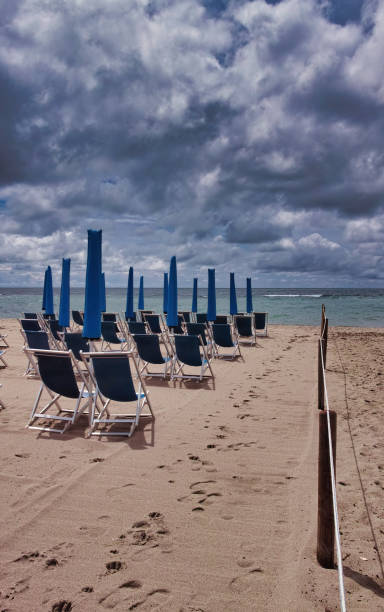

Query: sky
left=0, top=0, right=383, bottom=288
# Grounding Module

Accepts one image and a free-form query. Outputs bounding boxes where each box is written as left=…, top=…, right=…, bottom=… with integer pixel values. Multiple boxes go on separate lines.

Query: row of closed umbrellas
left=42, top=229, right=254, bottom=340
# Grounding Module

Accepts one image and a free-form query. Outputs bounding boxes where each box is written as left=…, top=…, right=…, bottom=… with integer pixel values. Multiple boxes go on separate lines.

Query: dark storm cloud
left=0, top=0, right=384, bottom=286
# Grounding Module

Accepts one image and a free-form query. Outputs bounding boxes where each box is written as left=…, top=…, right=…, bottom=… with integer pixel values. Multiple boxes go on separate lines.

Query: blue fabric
left=138, top=275, right=144, bottom=310
left=212, top=324, right=234, bottom=347
left=175, top=335, right=202, bottom=367
left=192, top=278, right=198, bottom=313
left=91, top=355, right=137, bottom=402
left=59, top=258, right=71, bottom=327
left=37, top=353, right=79, bottom=399
left=83, top=229, right=102, bottom=339
left=167, top=256, right=178, bottom=327
left=230, top=272, right=238, bottom=315
left=72, top=310, right=84, bottom=326
left=163, top=272, right=168, bottom=313
left=207, top=268, right=216, bottom=322
left=42, top=269, right=48, bottom=311
left=133, top=334, right=165, bottom=364
left=246, top=277, right=253, bottom=313
left=44, top=266, right=54, bottom=315
left=125, top=267, right=134, bottom=319
left=25, top=331, right=50, bottom=350
left=100, top=272, right=106, bottom=312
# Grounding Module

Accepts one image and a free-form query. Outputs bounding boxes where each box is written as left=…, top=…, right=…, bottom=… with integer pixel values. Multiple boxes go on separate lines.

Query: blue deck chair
left=23, top=330, right=50, bottom=377
left=80, top=351, right=154, bottom=437
left=234, top=315, right=256, bottom=346
left=72, top=310, right=84, bottom=330
left=24, top=312, right=38, bottom=319
left=125, top=312, right=137, bottom=322
left=253, top=312, right=268, bottom=336
left=20, top=318, right=41, bottom=332
left=100, top=321, right=127, bottom=351
left=211, top=324, right=242, bottom=359
left=196, top=313, right=207, bottom=324
left=215, top=315, right=228, bottom=324
left=128, top=321, right=147, bottom=335
left=179, top=311, right=191, bottom=323
left=63, top=332, right=90, bottom=361
left=185, top=322, right=212, bottom=356
left=133, top=334, right=172, bottom=379
left=25, top=348, right=92, bottom=434
left=102, top=312, right=117, bottom=322
left=138, top=309, right=153, bottom=322
left=43, top=313, right=56, bottom=320
left=144, top=313, right=163, bottom=335
left=171, top=334, right=214, bottom=381
left=167, top=314, right=184, bottom=335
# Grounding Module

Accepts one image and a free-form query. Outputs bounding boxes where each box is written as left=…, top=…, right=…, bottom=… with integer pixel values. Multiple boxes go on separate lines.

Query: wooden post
left=321, top=304, right=325, bottom=335
left=317, top=410, right=337, bottom=568
left=322, top=318, right=328, bottom=369
left=318, top=339, right=324, bottom=410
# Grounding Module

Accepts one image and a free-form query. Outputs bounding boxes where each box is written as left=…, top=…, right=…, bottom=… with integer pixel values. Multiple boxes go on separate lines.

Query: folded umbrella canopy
left=167, top=256, right=178, bottom=327
left=44, top=266, right=54, bottom=316
left=138, top=275, right=144, bottom=310
left=42, top=268, right=48, bottom=311
left=100, top=272, right=106, bottom=313
left=125, top=266, right=134, bottom=319
left=83, top=229, right=102, bottom=340
left=192, top=278, right=198, bottom=313
left=207, top=268, right=216, bottom=322
left=163, top=272, right=168, bottom=314
left=246, top=277, right=253, bottom=314
left=230, top=272, right=238, bottom=316
left=59, top=258, right=71, bottom=327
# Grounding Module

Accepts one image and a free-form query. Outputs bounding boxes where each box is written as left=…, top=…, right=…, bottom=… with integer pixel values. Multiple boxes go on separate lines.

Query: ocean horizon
left=1, top=287, right=383, bottom=327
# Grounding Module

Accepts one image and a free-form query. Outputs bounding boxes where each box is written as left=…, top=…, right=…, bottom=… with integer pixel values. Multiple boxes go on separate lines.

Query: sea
left=0, top=287, right=383, bottom=327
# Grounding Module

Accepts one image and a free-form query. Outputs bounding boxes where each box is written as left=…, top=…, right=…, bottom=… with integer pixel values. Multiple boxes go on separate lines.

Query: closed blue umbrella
left=138, top=275, right=144, bottom=310
left=167, top=256, right=178, bottom=327
left=207, top=268, right=216, bottom=322
left=125, top=266, right=134, bottom=319
left=45, top=266, right=54, bottom=316
left=42, top=268, right=48, bottom=311
left=192, top=277, right=198, bottom=313
left=163, top=272, right=168, bottom=314
left=230, top=272, right=238, bottom=315
left=246, top=277, right=253, bottom=313
left=58, top=258, right=71, bottom=327
left=83, top=229, right=102, bottom=339
left=100, top=272, right=106, bottom=313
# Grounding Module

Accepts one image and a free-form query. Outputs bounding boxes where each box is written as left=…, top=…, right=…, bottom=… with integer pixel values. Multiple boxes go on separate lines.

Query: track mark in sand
left=128, top=588, right=171, bottom=610
left=13, top=551, right=40, bottom=562
left=114, top=512, right=172, bottom=560
left=90, top=457, right=105, bottom=463
left=182, top=480, right=222, bottom=512
left=229, top=568, right=264, bottom=593
left=51, top=601, right=72, bottom=612
left=106, top=560, right=125, bottom=574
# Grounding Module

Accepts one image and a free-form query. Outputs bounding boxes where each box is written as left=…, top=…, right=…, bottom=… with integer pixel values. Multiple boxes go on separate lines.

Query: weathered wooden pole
left=317, top=409, right=337, bottom=568
left=318, top=339, right=324, bottom=410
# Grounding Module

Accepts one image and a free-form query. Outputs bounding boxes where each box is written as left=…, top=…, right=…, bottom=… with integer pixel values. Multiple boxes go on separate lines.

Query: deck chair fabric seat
left=102, top=312, right=117, bottom=322
left=179, top=311, right=191, bottom=323
left=72, top=310, right=84, bottom=328
left=23, top=330, right=50, bottom=377
left=133, top=334, right=172, bottom=379
left=125, top=312, right=137, bottom=322
left=234, top=315, right=256, bottom=345
left=20, top=318, right=41, bottom=332
left=253, top=312, right=268, bottom=336
left=211, top=324, right=242, bottom=359
left=24, top=312, right=38, bottom=319
left=144, top=314, right=163, bottom=335
left=215, top=315, right=228, bottom=324
left=128, top=321, right=147, bottom=335
left=80, top=351, right=154, bottom=437
left=100, top=321, right=127, bottom=351
left=63, top=333, right=90, bottom=361
left=25, top=348, right=92, bottom=434
left=168, top=315, right=184, bottom=335
left=196, top=313, right=207, bottom=324
left=171, top=335, right=214, bottom=381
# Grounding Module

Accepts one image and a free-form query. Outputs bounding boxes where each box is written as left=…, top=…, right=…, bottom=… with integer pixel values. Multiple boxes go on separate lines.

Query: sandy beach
left=0, top=319, right=383, bottom=611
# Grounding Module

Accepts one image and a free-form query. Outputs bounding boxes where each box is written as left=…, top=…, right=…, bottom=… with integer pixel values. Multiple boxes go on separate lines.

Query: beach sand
left=0, top=319, right=383, bottom=611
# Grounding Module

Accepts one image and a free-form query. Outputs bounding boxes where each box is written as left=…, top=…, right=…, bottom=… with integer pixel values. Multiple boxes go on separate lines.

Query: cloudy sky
left=0, top=0, right=383, bottom=288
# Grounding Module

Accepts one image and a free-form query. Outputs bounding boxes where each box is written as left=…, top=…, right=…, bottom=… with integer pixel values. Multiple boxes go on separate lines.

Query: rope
left=319, top=329, right=347, bottom=612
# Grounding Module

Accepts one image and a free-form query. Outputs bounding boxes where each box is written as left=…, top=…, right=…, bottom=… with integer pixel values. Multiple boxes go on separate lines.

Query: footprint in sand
left=229, top=568, right=264, bottom=593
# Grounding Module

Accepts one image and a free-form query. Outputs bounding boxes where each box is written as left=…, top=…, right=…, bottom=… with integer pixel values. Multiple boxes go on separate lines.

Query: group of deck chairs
left=19, top=310, right=268, bottom=438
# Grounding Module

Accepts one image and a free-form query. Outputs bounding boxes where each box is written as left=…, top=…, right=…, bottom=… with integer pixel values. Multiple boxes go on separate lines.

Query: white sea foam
left=265, top=294, right=323, bottom=298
